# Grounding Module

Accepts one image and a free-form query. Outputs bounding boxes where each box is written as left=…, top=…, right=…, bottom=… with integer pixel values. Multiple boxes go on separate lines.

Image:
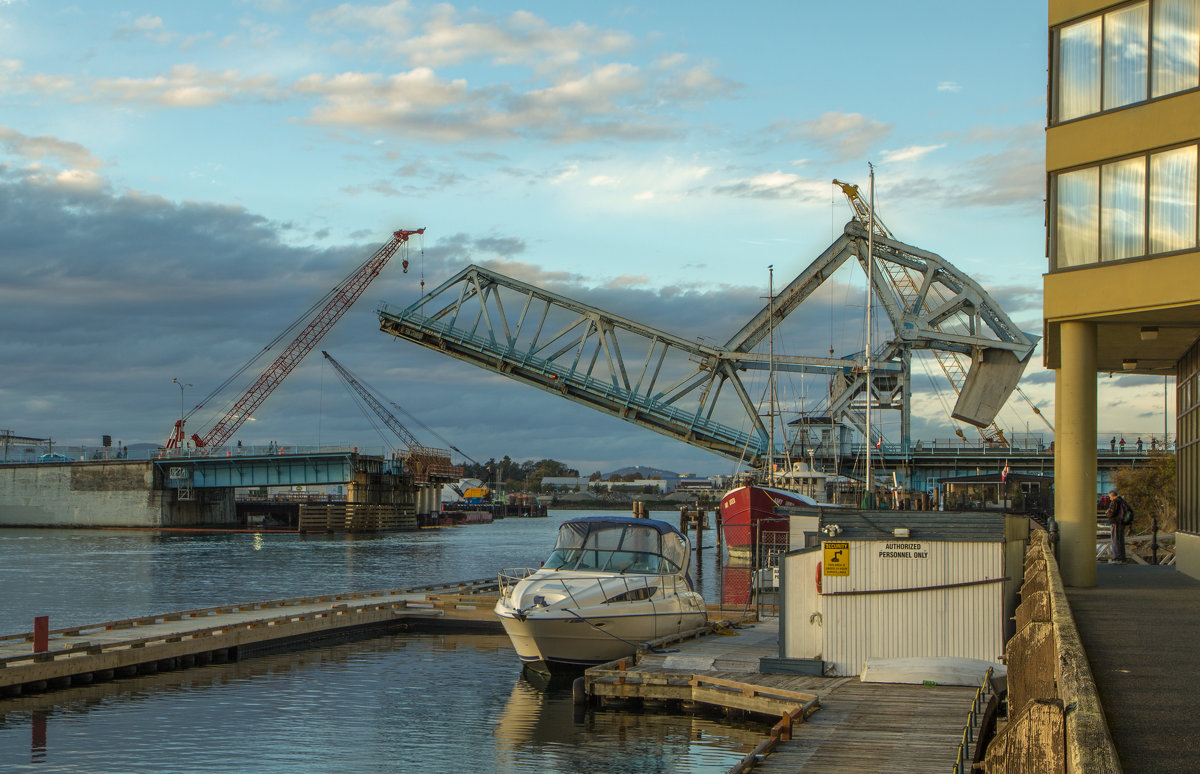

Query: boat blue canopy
left=551, top=517, right=693, bottom=586
left=559, top=516, right=683, bottom=535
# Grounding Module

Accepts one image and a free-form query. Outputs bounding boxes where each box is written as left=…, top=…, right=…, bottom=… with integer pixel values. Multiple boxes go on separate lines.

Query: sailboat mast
left=864, top=164, right=874, bottom=505
left=768, top=265, right=776, bottom=488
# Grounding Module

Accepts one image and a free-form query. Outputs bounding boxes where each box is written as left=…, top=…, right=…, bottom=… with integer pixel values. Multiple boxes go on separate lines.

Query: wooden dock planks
left=583, top=618, right=983, bottom=774
left=754, top=680, right=978, bottom=773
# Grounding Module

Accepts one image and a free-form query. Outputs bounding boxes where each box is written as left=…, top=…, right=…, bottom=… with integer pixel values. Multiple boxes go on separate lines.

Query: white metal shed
left=778, top=510, right=1027, bottom=677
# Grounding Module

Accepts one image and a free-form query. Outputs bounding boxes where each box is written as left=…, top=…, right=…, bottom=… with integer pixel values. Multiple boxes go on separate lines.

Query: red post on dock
left=33, top=616, right=49, bottom=652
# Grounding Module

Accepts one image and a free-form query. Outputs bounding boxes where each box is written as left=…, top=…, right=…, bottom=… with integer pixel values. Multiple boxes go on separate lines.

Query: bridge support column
left=1055, top=320, right=1097, bottom=588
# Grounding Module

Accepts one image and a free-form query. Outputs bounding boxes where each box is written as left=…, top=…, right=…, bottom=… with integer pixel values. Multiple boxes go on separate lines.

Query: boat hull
left=496, top=607, right=708, bottom=671
left=718, top=485, right=812, bottom=564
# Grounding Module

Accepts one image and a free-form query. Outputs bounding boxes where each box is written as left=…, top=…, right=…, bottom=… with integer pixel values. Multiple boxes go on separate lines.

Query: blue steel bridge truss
left=154, top=451, right=381, bottom=489
left=377, top=220, right=1038, bottom=468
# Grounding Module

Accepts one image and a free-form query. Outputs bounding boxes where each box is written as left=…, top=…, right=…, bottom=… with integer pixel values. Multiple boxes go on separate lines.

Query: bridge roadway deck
left=0, top=580, right=502, bottom=696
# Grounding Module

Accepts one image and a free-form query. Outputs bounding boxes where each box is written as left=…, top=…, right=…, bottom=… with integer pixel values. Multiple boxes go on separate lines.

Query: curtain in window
left=1105, top=2, right=1150, bottom=109
left=1056, top=168, right=1100, bottom=267
left=1153, top=0, right=1200, bottom=97
left=1058, top=18, right=1102, bottom=120
left=1101, top=157, right=1147, bottom=261
left=1150, top=145, right=1199, bottom=252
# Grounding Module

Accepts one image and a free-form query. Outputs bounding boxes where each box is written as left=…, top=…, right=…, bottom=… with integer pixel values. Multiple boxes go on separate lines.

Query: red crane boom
left=167, top=227, right=424, bottom=451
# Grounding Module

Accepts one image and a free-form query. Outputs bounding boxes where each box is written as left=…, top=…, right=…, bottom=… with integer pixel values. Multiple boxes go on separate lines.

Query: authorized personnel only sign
left=823, top=541, right=850, bottom=576
left=878, top=542, right=928, bottom=559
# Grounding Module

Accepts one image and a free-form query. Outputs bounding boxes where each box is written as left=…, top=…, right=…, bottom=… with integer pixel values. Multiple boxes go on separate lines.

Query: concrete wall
left=985, top=531, right=1120, bottom=774
left=0, top=461, right=234, bottom=528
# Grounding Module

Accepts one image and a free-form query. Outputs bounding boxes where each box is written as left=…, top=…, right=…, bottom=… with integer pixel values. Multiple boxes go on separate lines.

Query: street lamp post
left=172, top=378, right=192, bottom=454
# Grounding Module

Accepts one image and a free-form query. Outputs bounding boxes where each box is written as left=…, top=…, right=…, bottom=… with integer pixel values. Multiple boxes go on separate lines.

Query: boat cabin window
left=544, top=522, right=686, bottom=574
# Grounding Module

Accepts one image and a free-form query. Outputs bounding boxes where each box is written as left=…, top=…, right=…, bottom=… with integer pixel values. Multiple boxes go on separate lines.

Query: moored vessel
left=494, top=516, right=707, bottom=672
left=718, top=480, right=817, bottom=564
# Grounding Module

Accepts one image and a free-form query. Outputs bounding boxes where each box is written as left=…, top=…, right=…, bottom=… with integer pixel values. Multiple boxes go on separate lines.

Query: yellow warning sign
left=824, top=541, right=850, bottom=576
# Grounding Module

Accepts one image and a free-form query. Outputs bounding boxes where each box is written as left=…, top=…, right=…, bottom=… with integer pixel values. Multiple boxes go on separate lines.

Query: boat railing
left=497, top=568, right=540, bottom=598
left=497, top=568, right=693, bottom=608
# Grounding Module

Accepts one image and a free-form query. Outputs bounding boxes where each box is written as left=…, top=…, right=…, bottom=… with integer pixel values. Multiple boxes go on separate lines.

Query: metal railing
left=952, top=666, right=995, bottom=774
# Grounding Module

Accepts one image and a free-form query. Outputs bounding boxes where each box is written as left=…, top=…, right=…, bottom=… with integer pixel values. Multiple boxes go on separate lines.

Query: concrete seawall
left=0, top=460, right=233, bottom=528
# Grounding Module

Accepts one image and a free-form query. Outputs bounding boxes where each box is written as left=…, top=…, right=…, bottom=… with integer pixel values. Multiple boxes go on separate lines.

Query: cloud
left=297, top=63, right=682, bottom=143
left=114, top=15, right=172, bottom=43
left=92, top=65, right=281, bottom=107
left=711, top=170, right=830, bottom=201
left=767, top=111, right=894, bottom=162
left=0, top=126, right=103, bottom=169
left=5, top=6, right=732, bottom=146
left=315, top=3, right=633, bottom=71
left=937, top=81, right=961, bottom=93
left=879, top=143, right=945, bottom=163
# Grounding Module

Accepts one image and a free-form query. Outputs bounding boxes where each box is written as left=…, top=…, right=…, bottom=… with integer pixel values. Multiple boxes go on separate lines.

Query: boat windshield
left=544, top=521, right=687, bottom=574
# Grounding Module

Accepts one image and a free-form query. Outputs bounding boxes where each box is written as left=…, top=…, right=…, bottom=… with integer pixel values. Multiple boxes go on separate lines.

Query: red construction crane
left=166, top=227, right=425, bottom=451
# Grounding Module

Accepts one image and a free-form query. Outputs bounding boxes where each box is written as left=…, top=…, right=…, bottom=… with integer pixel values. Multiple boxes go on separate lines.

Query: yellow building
left=1045, top=0, right=1200, bottom=585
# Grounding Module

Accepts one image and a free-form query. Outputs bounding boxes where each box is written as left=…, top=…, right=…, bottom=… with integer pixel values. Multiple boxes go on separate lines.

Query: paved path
left=1066, top=564, right=1200, bottom=774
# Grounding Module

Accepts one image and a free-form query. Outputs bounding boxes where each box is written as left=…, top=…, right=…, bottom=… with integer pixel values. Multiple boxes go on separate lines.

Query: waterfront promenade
left=1066, top=563, right=1200, bottom=774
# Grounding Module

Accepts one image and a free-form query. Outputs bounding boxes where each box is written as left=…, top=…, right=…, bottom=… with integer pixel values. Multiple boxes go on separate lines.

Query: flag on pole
left=1002, top=462, right=1010, bottom=483
left=875, top=435, right=882, bottom=449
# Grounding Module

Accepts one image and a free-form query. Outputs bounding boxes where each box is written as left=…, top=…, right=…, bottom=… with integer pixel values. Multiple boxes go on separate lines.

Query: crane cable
left=183, top=247, right=394, bottom=423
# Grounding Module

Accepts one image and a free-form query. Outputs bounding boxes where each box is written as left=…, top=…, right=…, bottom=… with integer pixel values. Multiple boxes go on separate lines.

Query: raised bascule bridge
left=378, top=183, right=1048, bottom=498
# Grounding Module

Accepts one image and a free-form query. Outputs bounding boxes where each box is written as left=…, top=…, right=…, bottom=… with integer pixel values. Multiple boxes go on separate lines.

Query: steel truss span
left=377, top=219, right=1037, bottom=467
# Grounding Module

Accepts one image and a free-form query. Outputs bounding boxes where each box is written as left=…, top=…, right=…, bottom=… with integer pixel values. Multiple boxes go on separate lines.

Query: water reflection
left=493, top=668, right=762, bottom=774
left=0, top=630, right=759, bottom=773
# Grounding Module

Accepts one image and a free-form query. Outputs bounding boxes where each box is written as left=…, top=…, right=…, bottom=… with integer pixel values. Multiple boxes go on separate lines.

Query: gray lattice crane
left=321, top=351, right=465, bottom=484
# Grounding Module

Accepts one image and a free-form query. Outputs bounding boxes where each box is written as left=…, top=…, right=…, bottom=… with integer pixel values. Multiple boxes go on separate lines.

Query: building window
left=1150, top=145, right=1199, bottom=251
left=1102, top=157, right=1146, bottom=260
left=1053, top=0, right=1200, bottom=123
left=1052, top=143, right=1200, bottom=268
left=1154, top=0, right=1200, bottom=96
left=1105, top=3, right=1150, bottom=109
left=1057, top=167, right=1100, bottom=267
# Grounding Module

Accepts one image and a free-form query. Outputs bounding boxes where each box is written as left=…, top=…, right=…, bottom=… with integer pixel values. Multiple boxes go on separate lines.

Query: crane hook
left=402, top=259, right=410, bottom=273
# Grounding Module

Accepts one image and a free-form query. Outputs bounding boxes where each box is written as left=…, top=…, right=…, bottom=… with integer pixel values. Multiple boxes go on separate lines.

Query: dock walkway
left=1066, top=563, right=1200, bottom=774
left=584, top=619, right=979, bottom=773
left=0, top=580, right=500, bottom=696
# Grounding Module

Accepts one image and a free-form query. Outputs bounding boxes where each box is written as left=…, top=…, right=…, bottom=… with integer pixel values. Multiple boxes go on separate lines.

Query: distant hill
left=605, top=465, right=678, bottom=480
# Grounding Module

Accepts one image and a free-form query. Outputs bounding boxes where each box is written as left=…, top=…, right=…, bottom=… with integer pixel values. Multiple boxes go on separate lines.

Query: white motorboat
left=495, top=516, right=708, bottom=671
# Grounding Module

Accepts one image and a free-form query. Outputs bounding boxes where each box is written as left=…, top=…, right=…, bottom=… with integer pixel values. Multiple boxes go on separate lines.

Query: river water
left=0, top=510, right=766, bottom=773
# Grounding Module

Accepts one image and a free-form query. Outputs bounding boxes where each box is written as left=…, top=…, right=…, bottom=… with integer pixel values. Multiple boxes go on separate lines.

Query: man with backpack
left=1104, top=488, right=1134, bottom=563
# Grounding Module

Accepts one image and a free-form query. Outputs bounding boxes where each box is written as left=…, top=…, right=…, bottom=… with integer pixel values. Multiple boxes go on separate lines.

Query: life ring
left=815, top=561, right=823, bottom=594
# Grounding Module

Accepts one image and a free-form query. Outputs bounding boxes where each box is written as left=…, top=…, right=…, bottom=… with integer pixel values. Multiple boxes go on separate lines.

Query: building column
left=1055, top=320, right=1098, bottom=587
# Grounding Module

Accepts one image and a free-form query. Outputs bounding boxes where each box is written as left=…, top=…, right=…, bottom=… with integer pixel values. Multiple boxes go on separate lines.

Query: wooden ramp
left=0, top=581, right=499, bottom=697
left=752, top=680, right=978, bottom=774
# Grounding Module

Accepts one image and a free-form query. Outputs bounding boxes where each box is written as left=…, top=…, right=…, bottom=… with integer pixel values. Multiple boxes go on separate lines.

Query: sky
left=0, top=1, right=1176, bottom=475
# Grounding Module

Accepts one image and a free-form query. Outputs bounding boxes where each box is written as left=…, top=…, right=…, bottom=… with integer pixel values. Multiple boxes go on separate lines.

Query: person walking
left=1104, top=488, right=1133, bottom=563
left=1110, top=437, right=1116, bottom=451
left=1137, top=437, right=1144, bottom=453
left=1119, top=437, right=1126, bottom=453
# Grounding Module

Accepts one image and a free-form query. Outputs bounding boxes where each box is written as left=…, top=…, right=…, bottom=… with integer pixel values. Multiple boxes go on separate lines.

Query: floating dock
left=0, top=583, right=747, bottom=700
left=0, top=580, right=500, bottom=697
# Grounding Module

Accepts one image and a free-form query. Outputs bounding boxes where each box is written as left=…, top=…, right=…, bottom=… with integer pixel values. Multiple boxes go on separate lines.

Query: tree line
left=460, top=456, right=580, bottom=493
